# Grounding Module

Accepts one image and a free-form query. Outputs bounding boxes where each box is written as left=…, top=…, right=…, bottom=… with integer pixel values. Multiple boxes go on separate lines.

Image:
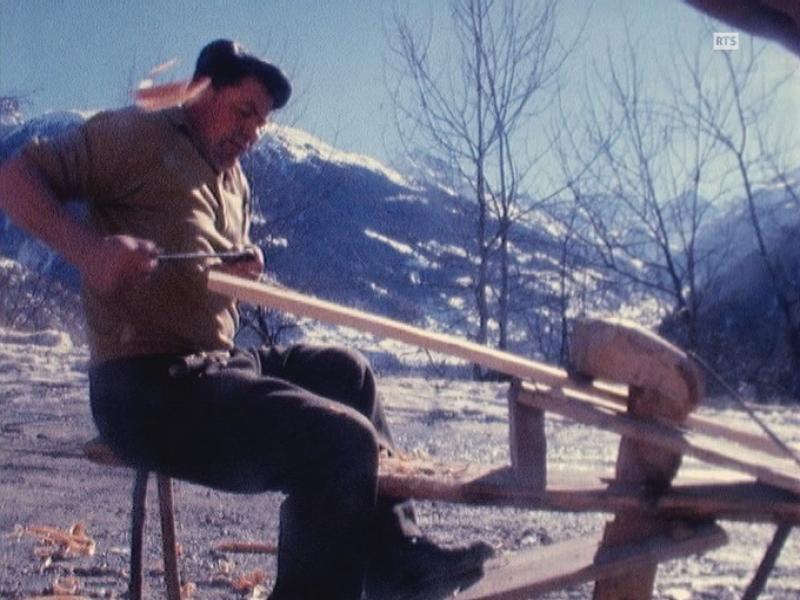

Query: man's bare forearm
left=0, top=154, right=101, bottom=270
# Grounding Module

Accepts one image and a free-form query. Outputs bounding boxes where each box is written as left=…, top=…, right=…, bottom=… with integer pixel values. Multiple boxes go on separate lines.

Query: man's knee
left=329, top=407, right=380, bottom=469
left=302, top=345, right=378, bottom=411
left=321, top=346, right=373, bottom=384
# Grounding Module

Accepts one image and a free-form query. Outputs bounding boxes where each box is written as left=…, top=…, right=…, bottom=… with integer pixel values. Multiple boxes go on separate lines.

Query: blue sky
left=1, top=0, right=798, bottom=167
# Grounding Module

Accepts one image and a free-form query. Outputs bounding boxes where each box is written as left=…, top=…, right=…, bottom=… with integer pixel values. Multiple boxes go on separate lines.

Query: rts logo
left=713, top=32, right=740, bottom=51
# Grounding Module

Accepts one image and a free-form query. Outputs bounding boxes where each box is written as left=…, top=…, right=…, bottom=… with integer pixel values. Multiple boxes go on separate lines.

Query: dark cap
left=194, top=39, right=291, bottom=109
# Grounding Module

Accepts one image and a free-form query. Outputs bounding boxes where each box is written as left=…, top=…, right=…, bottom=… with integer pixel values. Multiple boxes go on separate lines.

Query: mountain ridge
left=1, top=110, right=799, bottom=397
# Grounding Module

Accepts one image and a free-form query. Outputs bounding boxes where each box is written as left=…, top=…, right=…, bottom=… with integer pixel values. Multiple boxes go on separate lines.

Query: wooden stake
left=508, top=380, right=547, bottom=489
left=570, top=321, right=701, bottom=600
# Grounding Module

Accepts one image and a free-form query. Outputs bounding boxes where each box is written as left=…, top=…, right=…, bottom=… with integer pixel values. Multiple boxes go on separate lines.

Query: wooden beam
left=208, top=273, right=797, bottom=475
left=377, top=457, right=800, bottom=524
left=682, top=414, right=790, bottom=459
left=455, top=522, right=727, bottom=600
left=570, top=318, right=702, bottom=417
left=210, top=274, right=783, bottom=456
left=207, top=271, right=569, bottom=386
left=517, top=383, right=800, bottom=495
left=508, top=380, right=547, bottom=488
left=591, top=382, right=791, bottom=459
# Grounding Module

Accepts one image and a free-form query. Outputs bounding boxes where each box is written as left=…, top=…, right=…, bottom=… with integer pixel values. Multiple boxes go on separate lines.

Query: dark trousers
left=89, top=344, right=419, bottom=600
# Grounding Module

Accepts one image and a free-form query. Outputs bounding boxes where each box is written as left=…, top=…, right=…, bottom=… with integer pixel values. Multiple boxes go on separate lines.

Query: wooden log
left=570, top=318, right=703, bottom=420
left=455, top=522, right=727, bottom=600
left=508, top=380, right=546, bottom=489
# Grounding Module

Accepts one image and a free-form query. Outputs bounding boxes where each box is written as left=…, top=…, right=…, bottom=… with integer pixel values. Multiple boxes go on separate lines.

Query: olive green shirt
left=24, top=106, right=251, bottom=363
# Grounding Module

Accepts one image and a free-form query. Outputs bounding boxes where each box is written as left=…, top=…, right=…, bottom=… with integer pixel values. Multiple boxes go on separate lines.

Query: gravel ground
left=0, top=328, right=798, bottom=599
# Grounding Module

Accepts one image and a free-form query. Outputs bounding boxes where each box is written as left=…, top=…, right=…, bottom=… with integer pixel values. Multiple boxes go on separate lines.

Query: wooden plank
left=377, top=457, right=800, bottom=523
left=207, top=273, right=796, bottom=476
left=456, top=522, right=727, bottom=600
left=207, top=271, right=569, bottom=387
left=517, top=383, right=800, bottom=495
left=208, top=274, right=788, bottom=457
left=587, top=384, right=791, bottom=459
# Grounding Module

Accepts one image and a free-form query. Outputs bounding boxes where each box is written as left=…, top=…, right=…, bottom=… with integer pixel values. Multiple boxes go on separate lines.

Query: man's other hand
left=215, top=245, right=264, bottom=280
left=81, top=235, right=160, bottom=295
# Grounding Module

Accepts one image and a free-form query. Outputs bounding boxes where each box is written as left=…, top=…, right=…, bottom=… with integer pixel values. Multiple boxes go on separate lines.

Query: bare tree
left=557, top=33, right=731, bottom=349
left=681, top=38, right=800, bottom=395
left=387, top=0, right=573, bottom=361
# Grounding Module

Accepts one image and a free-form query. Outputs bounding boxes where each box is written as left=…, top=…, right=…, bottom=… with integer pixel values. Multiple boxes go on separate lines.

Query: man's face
left=195, top=76, right=273, bottom=170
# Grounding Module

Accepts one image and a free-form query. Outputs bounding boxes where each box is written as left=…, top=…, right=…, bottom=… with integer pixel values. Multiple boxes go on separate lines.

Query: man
left=0, top=39, right=491, bottom=599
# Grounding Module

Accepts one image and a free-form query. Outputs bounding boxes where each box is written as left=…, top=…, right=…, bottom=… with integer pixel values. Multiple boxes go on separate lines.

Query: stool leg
left=157, top=475, right=181, bottom=600
left=130, top=471, right=149, bottom=600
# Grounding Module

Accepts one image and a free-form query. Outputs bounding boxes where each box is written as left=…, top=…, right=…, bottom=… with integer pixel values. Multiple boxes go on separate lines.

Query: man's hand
left=79, top=235, right=161, bottom=295
left=214, top=245, right=264, bottom=280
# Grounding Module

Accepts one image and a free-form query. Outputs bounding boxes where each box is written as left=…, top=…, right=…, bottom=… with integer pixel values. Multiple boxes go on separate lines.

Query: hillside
left=1, top=320, right=799, bottom=598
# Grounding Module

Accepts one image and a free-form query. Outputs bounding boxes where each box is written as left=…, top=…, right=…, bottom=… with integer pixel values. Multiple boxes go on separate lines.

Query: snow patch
left=262, top=124, right=413, bottom=188
left=364, top=228, right=414, bottom=255
left=0, top=257, right=21, bottom=270
left=0, top=329, right=72, bottom=350
left=369, top=282, right=389, bottom=297
left=38, top=109, right=99, bottom=124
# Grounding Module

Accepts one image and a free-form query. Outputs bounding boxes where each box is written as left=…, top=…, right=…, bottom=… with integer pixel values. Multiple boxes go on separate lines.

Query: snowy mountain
left=2, top=110, right=799, bottom=396
left=0, top=110, right=591, bottom=361
left=683, top=175, right=800, bottom=397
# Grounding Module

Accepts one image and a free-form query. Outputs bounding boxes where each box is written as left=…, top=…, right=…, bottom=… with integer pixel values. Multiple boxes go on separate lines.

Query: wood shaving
left=147, top=58, right=179, bottom=78
left=22, top=523, right=96, bottom=561
left=135, top=77, right=210, bottom=111
left=213, top=540, right=278, bottom=555
left=22, top=596, right=90, bottom=600
left=51, top=575, right=80, bottom=595
left=231, top=568, right=268, bottom=592
left=212, top=566, right=271, bottom=597
left=215, top=557, right=235, bottom=576
left=180, top=581, right=197, bottom=599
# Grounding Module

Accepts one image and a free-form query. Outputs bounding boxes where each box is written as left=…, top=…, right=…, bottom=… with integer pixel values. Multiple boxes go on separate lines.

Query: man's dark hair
left=194, top=39, right=291, bottom=109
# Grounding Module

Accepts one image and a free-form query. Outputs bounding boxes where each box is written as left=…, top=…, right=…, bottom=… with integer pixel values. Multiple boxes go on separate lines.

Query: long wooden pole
left=207, top=271, right=568, bottom=386
left=205, top=271, right=795, bottom=461
left=208, top=273, right=797, bottom=597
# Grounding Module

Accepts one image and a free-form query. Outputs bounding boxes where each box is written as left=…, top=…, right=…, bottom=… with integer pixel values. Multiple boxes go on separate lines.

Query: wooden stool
left=83, top=438, right=181, bottom=600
